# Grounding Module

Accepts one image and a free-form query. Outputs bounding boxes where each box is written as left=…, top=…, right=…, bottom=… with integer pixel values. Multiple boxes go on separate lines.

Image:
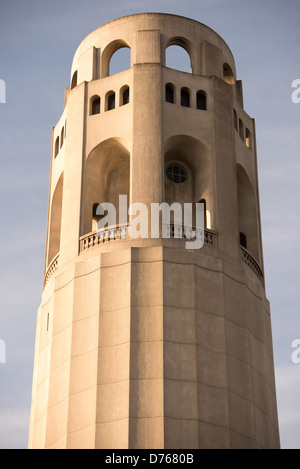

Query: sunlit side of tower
left=28, top=13, right=280, bottom=449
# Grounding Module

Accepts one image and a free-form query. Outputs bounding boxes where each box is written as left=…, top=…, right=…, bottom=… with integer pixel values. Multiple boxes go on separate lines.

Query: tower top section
left=69, top=12, right=237, bottom=90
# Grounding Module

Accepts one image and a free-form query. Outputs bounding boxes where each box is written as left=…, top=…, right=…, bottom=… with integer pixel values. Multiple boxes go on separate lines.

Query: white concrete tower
left=28, top=13, right=280, bottom=449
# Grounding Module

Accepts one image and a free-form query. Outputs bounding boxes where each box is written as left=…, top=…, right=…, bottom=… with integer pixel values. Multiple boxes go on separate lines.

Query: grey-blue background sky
left=0, top=0, right=299, bottom=449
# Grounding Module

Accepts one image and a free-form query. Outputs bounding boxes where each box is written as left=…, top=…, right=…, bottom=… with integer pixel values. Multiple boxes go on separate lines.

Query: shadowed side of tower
left=28, top=13, right=280, bottom=449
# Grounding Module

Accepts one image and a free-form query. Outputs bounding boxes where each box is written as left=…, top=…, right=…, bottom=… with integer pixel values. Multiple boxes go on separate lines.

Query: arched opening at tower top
left=165, top=41, right=192, bottom=73
left=101, top=40, right=131, bottom=78
left=223, top=63, right=235, bottom=85
left=109, top=46, right=131, bottom=76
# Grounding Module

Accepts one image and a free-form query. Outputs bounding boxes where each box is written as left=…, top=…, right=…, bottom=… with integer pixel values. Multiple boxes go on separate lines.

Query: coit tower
left=28, top=13, right=280, bottom=449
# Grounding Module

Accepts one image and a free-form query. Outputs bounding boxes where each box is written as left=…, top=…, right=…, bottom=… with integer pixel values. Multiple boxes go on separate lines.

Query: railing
left=80, top=224, right=129, bottom=252
left=44, top=235, right=262, bottom=286
left=241, top=246, right=264, bottom=284
left=204, top=229, right=217, bottom=246
left=44, top=252, right=60, bottom=285
left=79, top=224, right=218, bottom=252
left=167, top=224, right=218, bottom=247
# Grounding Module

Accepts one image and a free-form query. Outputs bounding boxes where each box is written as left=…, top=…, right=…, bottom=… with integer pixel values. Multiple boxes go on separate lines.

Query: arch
left=246, top=128, right=252, bottom=149
left=82, top=138, right=130, bottom=235
left=164, top=135, right=213, bottom=229
left=110, top=47, right=131, bottom=76
left=60, top=127, right=64, bottom=148
left=223, top=63, right=235, bottom=85
left=48, top=173, right=64, bottom=265
left=102, top=40, right=131, bottom=78
left=196, top=91, right=206, bottom=110
left=71, top=71, right=78, bottom=90
left=54, top=136, right=59, bottom=158
left=120, top=85, right=130, bottom=106
left=236, top=164, right=259, bottom=260
left=181, top=87, right=190, bottom=107
left=90, top=95, right=101, bottom=115
left=165, top=37, right=193, bottom=73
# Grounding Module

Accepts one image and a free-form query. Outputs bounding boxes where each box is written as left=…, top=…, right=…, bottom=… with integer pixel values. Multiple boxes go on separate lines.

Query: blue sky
left=0, top=0, right=299, bottom=449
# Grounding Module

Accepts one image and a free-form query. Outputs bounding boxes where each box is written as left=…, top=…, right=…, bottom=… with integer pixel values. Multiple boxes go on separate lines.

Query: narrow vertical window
left=122, top=87, right=129, bottom=105
left=107, top=92, right=115, bottom=111
left=199, top=199, right=207, bottom=229
left=181, top=88, right=190, bottom=107
left=239, top=119, right=244, bottom=141
left=240, top=232, right=247, bottom=249
left=196, top=91, right=206, bottom=110
left=60, top=127, right=64, bottom=148
left=71, top=71, right=78, bottom=90
left=54, top=137, right=59, bottom=158
left=165, top=84, right=175, bottom=103
left=91, top=96, right=101, bottom=115
left=233, top=109, right=238, bottom=131
left=92, top=203, right=102, bottom=231
left=246, top=128, right=252, bottom=149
